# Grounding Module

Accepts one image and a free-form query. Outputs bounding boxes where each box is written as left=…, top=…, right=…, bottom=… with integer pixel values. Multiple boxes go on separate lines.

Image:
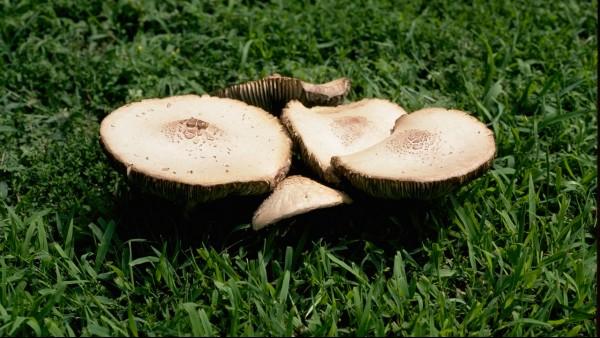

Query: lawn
left=0, top=0, right=597, bottom=336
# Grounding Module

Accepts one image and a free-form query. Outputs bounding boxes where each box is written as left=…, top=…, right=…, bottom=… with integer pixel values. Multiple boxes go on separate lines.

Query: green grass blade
left=278, top=270, right=290, bottom=304
left=327, top=253, right=367, bottom=284
left=94, top=220, right=116, bottom=269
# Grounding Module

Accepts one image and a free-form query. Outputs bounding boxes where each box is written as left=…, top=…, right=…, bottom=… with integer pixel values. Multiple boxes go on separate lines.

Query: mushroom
left=281, top=99, right=407, bottom=184
left=210, top=74, right=351, bottom=115
left=252, top=175, right=352, bottom=230
left=331, top=107, right=496, bottom=199
left=100, top=95, right=292, bottom=203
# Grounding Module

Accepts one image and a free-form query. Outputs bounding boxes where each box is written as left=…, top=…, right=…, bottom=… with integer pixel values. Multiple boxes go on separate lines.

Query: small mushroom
left=210, top=74, right=351, bottom=115
left=100, top=95, right=292, bottom=203
left=331, top=107, right=496, bottom=199
left=281, top=99, right=407, bottom=184
left=252, top=175, right=352, bottom=230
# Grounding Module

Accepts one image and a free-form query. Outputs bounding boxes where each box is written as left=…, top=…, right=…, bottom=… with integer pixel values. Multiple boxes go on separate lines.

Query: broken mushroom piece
left=281, top=99, right=407, bottom=184
left=252, top=175, right=352, bottom=230
left=210, top=74, right=351, bottom=115
left=100, top=95, right=292, bottom=203
left=331, top=107, right=496, bottom=199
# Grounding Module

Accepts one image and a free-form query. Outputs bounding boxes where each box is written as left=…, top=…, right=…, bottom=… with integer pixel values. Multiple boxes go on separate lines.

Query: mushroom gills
left=331, top=107, right=496, bottom=199
left=210, top=74, right=351, bottom=115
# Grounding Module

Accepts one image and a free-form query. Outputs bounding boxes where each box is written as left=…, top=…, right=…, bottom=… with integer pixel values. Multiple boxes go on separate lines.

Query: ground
left=0, top=0, right=597, bottom=336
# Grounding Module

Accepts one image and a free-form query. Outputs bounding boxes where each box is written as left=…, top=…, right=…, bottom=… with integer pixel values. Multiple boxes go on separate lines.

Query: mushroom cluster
left=100, top=75, right=496, bottom=230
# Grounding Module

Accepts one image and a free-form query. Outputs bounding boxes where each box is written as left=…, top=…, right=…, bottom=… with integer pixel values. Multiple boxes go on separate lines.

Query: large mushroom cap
left=210, top=74, right=351, bottom=115
left=281, top=99, right=407, bottom=184
left=100, top=95, right=292, bottom=202
left=252, top=175, right=352, bottom=230
left=331, top=107, right=496, bottom=199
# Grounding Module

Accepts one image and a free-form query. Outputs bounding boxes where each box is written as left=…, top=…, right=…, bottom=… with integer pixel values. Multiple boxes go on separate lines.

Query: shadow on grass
left=111, top=158, right=447, bottom=262
left=112, top=185, right=446, bottom=260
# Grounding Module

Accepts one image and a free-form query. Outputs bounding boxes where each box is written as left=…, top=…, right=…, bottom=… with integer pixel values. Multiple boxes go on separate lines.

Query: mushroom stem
left=210, top=74, right=350, bottom=115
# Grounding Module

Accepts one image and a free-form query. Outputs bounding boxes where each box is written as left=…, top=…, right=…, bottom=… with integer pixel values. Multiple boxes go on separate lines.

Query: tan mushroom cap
left=252, top=175, right=352, bottom=230
left=281, top=99, right=407, bottom=184
left=331, top=107, right=496, bottom=199
left=100, top=95, right=292, bottom=202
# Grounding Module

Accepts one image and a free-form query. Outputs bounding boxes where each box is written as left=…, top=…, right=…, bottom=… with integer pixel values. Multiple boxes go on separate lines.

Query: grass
left=0, top=0, right=597, bottom=336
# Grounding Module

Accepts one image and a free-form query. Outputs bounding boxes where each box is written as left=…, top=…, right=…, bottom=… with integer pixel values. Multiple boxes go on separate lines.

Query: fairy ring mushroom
left=252, top=175, right=352, bottom=230
left=100, top=94, right=293, bottom=203
left=331, top=107, right=496, bottom=199
left=210, top=74, right=351, bottom=115
left=281, top=99, right=407, bottom=184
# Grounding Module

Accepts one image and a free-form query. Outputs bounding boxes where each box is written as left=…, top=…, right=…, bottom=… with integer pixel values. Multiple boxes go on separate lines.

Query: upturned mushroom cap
left=331, top=107, right=496, bottom=199
left=281, top=99, right=407, bottom=184
left=252, top=175, right=352, bottom=230
left=100, top=95, right=292, bottom=202
left=210, top=74, right=351, bottom=115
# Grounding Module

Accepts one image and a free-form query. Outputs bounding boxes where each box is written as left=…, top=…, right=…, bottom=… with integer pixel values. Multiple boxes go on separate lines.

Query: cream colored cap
left=281, top=99, right=407, bottom=184
left=252, top=175, right=352, bottom=230
left=331, top=107, right=496, bottom=199
left=100, top=95, right=292, bottom=202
